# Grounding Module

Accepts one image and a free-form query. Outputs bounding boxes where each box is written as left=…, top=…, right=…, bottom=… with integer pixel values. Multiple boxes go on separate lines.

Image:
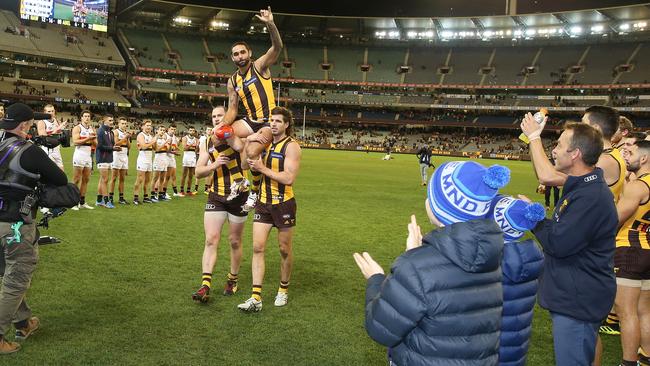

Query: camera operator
left=0, top=103, right=68, bottom=354
left=35, top=104, right=66, bottom=171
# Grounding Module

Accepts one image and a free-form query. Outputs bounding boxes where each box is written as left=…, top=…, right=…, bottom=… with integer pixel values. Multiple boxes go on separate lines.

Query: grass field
left=0, top=147, right=623, bottom=365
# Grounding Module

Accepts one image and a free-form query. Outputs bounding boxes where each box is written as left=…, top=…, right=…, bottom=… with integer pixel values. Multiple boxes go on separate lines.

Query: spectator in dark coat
left=95, top=114, right=117, bottom=208
left=354, top=161, right=510, bottom=366
left=489, top=195, right=545, bottom=366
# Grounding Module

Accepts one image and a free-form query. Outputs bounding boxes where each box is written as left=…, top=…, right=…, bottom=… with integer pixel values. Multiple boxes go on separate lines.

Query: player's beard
left=236, top=58, right=250, bottom=68
left=627, top=160, right=641, bottom=173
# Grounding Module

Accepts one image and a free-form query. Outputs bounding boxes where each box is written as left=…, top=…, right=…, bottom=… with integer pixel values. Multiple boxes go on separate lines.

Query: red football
left=214, top=125, right=234, bottom=140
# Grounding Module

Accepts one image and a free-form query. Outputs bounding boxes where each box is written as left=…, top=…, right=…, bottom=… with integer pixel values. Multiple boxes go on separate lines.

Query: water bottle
left=519, top=108, right=548, bottom=144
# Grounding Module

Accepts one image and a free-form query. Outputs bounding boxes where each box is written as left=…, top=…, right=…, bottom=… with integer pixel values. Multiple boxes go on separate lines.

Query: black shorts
left=615, top=246, right=650, bottom=280
left=242, top=116, right=270, bottom=134
left=253, top=198, right=297, bottom=228
left=204, top=191, right=249, bottom=217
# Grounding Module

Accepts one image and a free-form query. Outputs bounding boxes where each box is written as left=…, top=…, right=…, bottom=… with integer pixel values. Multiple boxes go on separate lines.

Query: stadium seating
left=327, top=46, right=364, bottom=82
left=366, top=47, right=405, bottom=83
left=616, top=43, right=650, bottom=84
left=165, top=33, right=213, bottom=73
left=285, top=45, right=325, bottom=80
left=124, top=29, right=172, bottom=69
left=489, top=46, right=538, bottom=85
left=444, top=47, right=493, bottom=85
left=404, top=48, right=448, bottom=84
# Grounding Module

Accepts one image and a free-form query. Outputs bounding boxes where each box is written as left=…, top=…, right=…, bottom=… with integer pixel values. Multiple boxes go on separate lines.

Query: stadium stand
left=124, top=29, right=172, bottom=69
left=327, top=46, right=364, bottom=82
left=285, top=45, right=325, bottom=80
left=366, top=47, right=406, bottom=83
left=404, top=48, right=448, bottom=84
left=489, top=46, right=537, bottom=85
left=165, top=33, right=213, bottom=73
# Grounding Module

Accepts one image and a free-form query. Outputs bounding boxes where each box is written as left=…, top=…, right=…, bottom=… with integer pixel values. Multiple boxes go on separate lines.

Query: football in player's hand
left=214, top=125, right=234, bottom=140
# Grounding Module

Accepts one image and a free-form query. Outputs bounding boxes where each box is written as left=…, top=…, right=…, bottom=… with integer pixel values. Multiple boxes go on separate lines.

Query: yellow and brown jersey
left=604, top=147, right=626, bottom=203
left=260, top=136, right=295, bottom=205
left=231, top=64, right=276, bottom=121
left=206, top=137, right=244, bottom=199
left=616, top=173, right=650, bottom=249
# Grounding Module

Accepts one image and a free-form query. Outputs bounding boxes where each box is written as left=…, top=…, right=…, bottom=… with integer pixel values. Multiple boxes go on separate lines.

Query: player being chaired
left=217, top=6, right=283, bottom=212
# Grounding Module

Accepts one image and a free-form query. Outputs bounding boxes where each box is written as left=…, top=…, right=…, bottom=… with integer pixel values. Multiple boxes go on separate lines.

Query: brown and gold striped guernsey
left=206, top=136, right=244, bottom=199
left=604, top=147, right=626, bottom=203
left=231, top=64, right=276, bottom=121
left=260, top=136, right=294, bottom=205
left=616, top=173, right=650, bottom=249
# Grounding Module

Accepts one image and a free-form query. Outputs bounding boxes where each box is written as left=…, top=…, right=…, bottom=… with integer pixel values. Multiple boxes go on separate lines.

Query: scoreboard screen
left=20, top=0, right=108, bottom=32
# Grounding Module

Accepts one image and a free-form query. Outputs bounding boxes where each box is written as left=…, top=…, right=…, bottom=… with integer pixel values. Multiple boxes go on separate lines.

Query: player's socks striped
left=201, top=273, right=212, bottom=288
left=278, top=281, right=289, bottom=294
left=252, top=285, right=262, bottom=301
left=227, top=272, right=238, bottom=282
left=251, top=172, right=262, bottom=193
left=194, top=184, right=198, bottom=192
left=606, top=312, right=619, bottom=324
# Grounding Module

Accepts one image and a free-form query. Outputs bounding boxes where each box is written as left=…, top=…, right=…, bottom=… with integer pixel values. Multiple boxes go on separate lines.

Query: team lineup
left=35, top=7, right=303, bottom=312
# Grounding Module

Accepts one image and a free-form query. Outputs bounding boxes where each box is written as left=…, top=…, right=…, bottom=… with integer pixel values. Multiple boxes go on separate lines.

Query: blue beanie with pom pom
left=428, top=161, right=510, bottom=225
left=489, top=194, right=546, bottom=242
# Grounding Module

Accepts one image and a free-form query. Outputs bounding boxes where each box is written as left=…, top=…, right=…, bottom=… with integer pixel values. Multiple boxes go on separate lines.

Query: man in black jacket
left=0, top=103, right=68, bottom=354
left=415, top=145, right=434, bottom=186
left=95, top=114, right=118, bottom=208
left=521, top=121, right=618, bottom=365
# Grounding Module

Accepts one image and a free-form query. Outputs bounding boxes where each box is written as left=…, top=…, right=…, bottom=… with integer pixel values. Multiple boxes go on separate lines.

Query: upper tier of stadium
left=120, top=28, right=650, bottom=87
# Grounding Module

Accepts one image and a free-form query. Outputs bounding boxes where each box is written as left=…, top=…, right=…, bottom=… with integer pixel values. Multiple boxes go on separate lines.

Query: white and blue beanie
left=428, top=161, right=510, bottom=225
left=490, top=195, right=546, bottom=242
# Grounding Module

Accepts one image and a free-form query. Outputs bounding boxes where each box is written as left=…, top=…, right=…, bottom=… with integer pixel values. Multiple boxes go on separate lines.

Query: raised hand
left=353, top=252, right=385, bottom=280
left=255, top=6, right=273, bottom=23
left=406, top=215, right=423, bottom=251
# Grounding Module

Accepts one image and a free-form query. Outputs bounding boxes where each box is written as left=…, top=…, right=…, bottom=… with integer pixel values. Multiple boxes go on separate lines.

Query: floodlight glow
left=570, top=26, right=582, bottom=34
left=506, top=30, right=512, bottom=36
left=483, top=30, right=493, bottom=37
left=440, top=30, right=453, bottom=38
left=513, top=30, right=523, bottom=36
left=619, top=23, right=630, bottom=31
left=388, top=31, right=400, bottom=38
left=407, top=31, right=417, bottom=38
left=525, top=29, right=536, bottom=36
left=591, top=25, right=604, bottom=32
left=424, top=30, right=434, bottom=38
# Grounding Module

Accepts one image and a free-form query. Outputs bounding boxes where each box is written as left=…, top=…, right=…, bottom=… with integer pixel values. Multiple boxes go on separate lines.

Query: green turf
left=0, top=147, right=622, bottom=365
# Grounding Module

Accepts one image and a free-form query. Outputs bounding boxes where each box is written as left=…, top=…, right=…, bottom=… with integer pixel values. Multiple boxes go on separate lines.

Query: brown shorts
left=242, top=117, right=270, bottom=134
left=253, top=198, right=297, bottom=228
left=615, top=246, right=650, bottom=280
left=205, top=191, right=249, bottom=217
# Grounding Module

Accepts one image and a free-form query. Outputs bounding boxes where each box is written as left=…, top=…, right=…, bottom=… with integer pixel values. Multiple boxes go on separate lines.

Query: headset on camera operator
left=0, top=103, right=78, bottom=354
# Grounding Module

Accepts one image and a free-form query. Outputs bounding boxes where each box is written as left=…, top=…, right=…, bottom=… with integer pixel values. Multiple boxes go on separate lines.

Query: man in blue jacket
left=354, top=161, right=510, bottom=366
left=521, top=120, right=618, bottom=365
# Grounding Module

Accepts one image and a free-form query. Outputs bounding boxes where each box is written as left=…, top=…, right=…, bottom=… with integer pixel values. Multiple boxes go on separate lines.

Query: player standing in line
left=133, top=120, right=155, bottom=205
left=165, top=124, right=181, bottom=198
left=109, top=116, right=131, bottom=205
left=151, top=125, right=170, bottom=202
left=218, top=6, right=283, bottom=212
left=179, top=127, right=199, bottom=196
left=238, top=107, right=302, bottom=312
left=192, top=105, right=249, bottom=303
left=71, top=110, right=96, bottom=210
left=36, top=104, right=66, bottom=170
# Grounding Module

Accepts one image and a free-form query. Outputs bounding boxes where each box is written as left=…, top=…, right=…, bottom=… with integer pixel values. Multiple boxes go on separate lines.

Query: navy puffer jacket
left=364, top=219, right=504, bottom=366
left=499, top=239, right=544, bottom=366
